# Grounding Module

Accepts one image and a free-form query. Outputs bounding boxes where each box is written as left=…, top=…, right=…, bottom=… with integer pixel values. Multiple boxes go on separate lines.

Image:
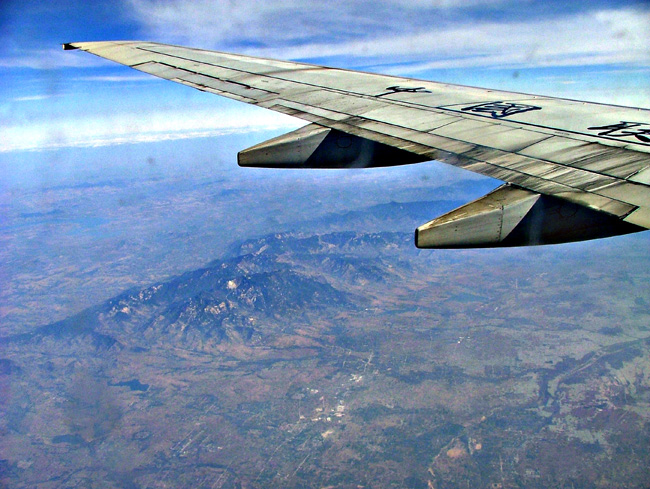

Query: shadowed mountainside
left=3, top=231, right=411, bottom=352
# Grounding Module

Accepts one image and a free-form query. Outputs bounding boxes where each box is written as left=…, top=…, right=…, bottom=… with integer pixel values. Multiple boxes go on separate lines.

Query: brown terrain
left=2, top=228, right=649, bottom=489
left=1, top=157, right=648, bottom=488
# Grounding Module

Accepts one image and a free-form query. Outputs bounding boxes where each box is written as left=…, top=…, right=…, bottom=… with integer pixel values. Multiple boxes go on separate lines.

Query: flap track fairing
left=238, top=123, right=428, bottom=169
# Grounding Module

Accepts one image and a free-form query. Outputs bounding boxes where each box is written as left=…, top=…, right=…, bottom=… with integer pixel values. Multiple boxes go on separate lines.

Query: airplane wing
left=63, top=41, right=649, bottom=248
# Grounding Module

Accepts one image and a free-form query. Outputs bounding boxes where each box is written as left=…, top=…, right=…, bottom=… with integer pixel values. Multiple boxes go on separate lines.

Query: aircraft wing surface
left=64, top=41, right=649, bottom=248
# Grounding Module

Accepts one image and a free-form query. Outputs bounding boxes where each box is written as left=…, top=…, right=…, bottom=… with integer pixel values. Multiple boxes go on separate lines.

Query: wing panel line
left=135, top=45, right=650, bottom=150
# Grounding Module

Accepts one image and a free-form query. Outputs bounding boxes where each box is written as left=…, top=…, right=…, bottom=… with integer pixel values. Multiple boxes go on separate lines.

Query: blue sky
left=0, top=0, right=649, bottom=154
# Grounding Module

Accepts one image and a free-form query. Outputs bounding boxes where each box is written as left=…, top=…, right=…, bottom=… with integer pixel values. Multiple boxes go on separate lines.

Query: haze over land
left=2, top=134, right=650, bottom=488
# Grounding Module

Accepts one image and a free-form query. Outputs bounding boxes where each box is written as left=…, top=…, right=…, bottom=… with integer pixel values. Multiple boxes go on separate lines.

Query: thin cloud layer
left=126, top=0, right=649, bottom=69
left=0, top=107, right=300, bottom=153
left=0, top=47, right=110, bottom=70
left=125, top=0, right=530, bottom=49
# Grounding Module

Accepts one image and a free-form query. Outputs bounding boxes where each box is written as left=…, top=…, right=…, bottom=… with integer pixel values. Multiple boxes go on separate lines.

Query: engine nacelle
left=416, top=184, right=643, bottom=248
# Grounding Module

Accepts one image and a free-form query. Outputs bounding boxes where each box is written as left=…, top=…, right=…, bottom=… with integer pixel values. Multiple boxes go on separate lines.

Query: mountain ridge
left=2, top=230, right=411, bottom=351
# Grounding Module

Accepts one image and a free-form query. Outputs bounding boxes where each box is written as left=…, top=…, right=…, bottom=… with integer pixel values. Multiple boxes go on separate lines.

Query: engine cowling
left=416, top=184, right=643, bottom=248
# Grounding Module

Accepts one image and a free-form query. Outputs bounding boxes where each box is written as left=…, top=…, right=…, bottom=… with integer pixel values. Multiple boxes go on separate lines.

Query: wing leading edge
left=63, top=41, right=649, bottom=248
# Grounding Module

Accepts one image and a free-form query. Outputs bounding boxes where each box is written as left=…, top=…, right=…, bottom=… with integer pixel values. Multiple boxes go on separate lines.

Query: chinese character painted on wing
left=588, top=121, right=650, bottom=143
left=461, top=101, right=542, bottom=119
left=376, top=86, right=432, bottom=97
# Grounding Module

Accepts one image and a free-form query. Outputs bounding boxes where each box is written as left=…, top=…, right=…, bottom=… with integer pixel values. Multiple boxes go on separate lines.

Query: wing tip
left=62, top=43, right=79, bottom=51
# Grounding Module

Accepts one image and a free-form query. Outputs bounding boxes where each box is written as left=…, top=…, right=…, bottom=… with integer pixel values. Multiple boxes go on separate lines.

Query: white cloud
left=125, top=1, right=649, bottom=70
left=12, top=94, right=55, bottom=102
left=264, top=9, right=649, bottom=71
left=125, top=0, right=517, bottom=48
left=389, top=0, right=512, bottom=6
left=0, top=47, right=112, bottom=70
left=0, top=106, right=301, bottom=153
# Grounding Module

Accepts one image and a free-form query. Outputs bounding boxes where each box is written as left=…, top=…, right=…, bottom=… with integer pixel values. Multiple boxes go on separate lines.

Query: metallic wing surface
left=63, top=41, right=650, bottom=248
